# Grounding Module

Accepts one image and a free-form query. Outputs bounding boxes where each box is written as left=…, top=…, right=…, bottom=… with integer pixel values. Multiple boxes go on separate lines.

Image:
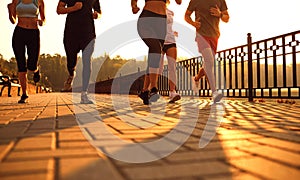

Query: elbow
left=184, top=15, right=189, bottom=23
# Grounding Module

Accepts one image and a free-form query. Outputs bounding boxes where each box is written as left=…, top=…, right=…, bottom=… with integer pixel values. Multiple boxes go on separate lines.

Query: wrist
left=219, top=12, right=223, bottom=18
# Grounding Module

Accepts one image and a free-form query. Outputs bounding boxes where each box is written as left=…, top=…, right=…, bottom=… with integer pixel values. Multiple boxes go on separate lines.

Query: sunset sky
left=1, top=0, right=300, bottom=60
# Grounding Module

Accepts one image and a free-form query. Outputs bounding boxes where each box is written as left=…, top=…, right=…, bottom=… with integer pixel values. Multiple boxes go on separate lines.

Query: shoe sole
left=18, top=100, right=28, bottom=103
left=61, top=88, right=72, bottom=92
left=80, top=101, right=94, bottom=104
left=149, top=93, right=160, bottom=103
left=18, top=101, right=28, bottom=103
left=169, top=95, right=181, bottom=103
left=213, top=94, right=223, bottom=103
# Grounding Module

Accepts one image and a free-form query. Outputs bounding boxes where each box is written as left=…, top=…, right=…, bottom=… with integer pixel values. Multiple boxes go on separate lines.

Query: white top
left=164, top=8, right=176, bottom=45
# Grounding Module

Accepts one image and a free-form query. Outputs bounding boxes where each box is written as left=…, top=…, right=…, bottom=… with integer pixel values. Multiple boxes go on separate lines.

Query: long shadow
left=1, top=94, right=299, bottom=179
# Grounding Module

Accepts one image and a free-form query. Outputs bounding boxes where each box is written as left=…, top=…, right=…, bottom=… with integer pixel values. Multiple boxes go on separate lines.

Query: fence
left=159, top=30, right=300, bottom=101
left=93, top=31, right=300, bottom=101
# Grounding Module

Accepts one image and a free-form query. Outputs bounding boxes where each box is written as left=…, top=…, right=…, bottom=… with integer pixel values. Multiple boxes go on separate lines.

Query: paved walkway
left=0, top=93, right=299, bottom=180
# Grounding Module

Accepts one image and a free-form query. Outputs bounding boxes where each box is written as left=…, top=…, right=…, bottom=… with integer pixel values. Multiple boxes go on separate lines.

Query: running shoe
left=18, top=94, right=28, bottom=103
left=169, top=92, right=181, bottom=103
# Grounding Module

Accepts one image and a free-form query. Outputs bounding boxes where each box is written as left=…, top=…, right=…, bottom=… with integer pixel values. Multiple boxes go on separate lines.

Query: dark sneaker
left=33, top=70, right=40, bottom=83
left=149, top=87, right=160, bottom=103
left=18, top=94, right=28, bottom=103
left=61, top=75, right=74, bottom=92
left=138, top=90, right=149, bottom=105
left=169, top=92, right=181, bottom=103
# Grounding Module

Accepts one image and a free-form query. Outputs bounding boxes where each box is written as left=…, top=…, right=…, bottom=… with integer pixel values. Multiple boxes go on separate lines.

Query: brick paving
left=0, top=93, right=299, bottom=180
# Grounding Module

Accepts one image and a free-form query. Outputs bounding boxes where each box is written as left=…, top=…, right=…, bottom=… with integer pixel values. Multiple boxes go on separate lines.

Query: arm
left=93, top=0, right=102, bottom=19
left=131, top=0, right=140, bottom=14
left=7, top=0, right=18, bottom=24
left=56, top=1, right=82, bottom=15
left=210, top=5, right=229, bottom=23
left=37, top=0, right=46, bottom=26
left=184, top=10, right=200, bottom=29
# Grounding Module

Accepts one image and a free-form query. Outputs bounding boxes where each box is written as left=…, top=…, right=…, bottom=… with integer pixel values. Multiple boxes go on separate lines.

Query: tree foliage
left=0, top=53, right=146, bottom=91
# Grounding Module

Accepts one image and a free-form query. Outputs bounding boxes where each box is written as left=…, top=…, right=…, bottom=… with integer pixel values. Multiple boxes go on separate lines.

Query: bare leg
left=158, top=53, right=165, bottom=75
left=142, top=74, right=150, bottom=91
left=200, top=48, right=216, bottom=93
left=82, top=39, right=95, bottom=92
left=195, top=67, right=206, bottom=81
left=165, top=47, right=177, bottom=92
left=149, top=67, right=159, bottom=89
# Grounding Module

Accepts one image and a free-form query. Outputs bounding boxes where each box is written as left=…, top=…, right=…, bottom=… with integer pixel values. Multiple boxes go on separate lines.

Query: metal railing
left=159, top=30, right=300, bottom=101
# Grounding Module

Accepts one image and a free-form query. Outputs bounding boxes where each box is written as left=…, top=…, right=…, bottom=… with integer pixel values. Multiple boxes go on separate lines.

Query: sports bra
left=16, top=0, right=39, bottom=18
left=145, top=0, right=166, bottom=2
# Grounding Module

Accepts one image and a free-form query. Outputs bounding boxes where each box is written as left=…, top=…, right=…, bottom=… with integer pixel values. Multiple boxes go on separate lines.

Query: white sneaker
left=169, top=92, right=181, bottom=103
left=192, top=76, right=200, bottom=93
left=80, top=92, right=93, bottom=104
left=61, top=75, right=74, bottom=92
left=212, top=91, right=223, bottom=103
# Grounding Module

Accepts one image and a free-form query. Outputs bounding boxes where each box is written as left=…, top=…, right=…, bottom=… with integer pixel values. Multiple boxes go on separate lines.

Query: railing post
left=247, top=33, right=253, bottom=102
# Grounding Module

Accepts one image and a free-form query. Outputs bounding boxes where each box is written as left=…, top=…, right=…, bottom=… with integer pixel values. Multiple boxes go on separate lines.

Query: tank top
left=164, top=8, right=176, bottom=44
left=16, top=0, right=39, bottom=18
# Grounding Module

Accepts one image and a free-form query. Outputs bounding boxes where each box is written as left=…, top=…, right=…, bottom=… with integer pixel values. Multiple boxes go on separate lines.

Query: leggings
left=12, top=26, right=40, bottom=72
left=81, top=39, right=95, bottom=92
left=64, top=36, right=95, bottom=92
left=137, top=10, right=167, bottom=72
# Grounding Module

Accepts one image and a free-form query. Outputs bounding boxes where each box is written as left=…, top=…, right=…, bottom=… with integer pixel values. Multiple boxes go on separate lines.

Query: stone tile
left=1, top=94, right=300, bottom=180
left=229, top=157, right=300, bottom=179
left=14, top=136, right=52, bottom=150
left=0, top=160, right=48, bottom=176
left=5, top=148, right=99, bottom=161
left=166, top=149, right=251, bottom=162
left=58, top=157, right=124, bottom=180
left=123, top=161, right=235, bottom=180
left=237, top=145, right=300, bottom=167
left=250, top=137, right=300, bottom=152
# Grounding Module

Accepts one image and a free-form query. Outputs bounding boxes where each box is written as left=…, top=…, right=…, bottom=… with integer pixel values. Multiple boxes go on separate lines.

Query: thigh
left=12, top=27, right=26, bottom=72
left=26, top=30, right=40, bottom=71
left=165, top=45, right=177, bottom=62
left=64, top=37, right=80, bottom=67
left=196, top=36, right=218, bottom=54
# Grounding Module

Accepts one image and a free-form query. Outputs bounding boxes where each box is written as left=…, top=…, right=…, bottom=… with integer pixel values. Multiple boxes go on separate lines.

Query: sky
left=1, top=0, right=300, bottom=60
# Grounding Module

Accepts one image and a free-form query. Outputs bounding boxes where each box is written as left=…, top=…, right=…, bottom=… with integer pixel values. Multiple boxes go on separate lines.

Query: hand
left=37, top=19, right=44, bottom=26
left=174, top=31, right=178, bottom=37
left=93, top=11, right=101, bottom=19
left=132, top=6, right=140, bottom=14
left=209, top=4, right=221, bottom=17
left=73, top=2, right=83, bottom=11
left=193, top=21, right=201, bottom=29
